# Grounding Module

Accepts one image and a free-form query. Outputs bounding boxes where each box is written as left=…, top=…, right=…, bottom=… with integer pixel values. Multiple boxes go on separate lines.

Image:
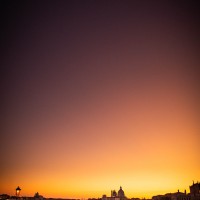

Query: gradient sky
left=1, top=1, right=200, bottom=199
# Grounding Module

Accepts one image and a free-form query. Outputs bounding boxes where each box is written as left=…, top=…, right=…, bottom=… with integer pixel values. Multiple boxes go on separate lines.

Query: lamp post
left=16, top=186, right=21, bottom=197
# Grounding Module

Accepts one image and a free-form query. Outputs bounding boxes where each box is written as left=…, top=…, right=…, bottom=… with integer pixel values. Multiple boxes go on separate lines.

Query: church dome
left=118, top=186, right=124, bottom=197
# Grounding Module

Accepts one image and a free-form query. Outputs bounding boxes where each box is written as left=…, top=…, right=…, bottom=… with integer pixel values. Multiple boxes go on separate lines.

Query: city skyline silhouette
left=1, top=182, right=200, bottom=199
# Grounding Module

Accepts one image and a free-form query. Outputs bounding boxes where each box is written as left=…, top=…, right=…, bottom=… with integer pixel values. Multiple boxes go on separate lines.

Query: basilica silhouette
left=102, top=186, right=126, bottom=200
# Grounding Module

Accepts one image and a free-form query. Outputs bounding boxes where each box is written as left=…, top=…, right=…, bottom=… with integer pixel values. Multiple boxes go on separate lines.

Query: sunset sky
left=1, top=1, right=200, bottom=199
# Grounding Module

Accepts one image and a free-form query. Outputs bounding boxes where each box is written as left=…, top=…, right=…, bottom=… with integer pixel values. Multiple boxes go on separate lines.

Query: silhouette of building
left=0, top=194, right=10, bottom=200
left=152, top=182, right=200, bottom=200
left=190, top=182, right=200, bottom=197
left=102, top=187, right=126, bottom=200
left=152, top=190, right=190, bottom=200
left=34, top=192, right=44, bottom=200
left=118, top=187, right=125, bottom=199
left=111, top=190, right=117, bottom=197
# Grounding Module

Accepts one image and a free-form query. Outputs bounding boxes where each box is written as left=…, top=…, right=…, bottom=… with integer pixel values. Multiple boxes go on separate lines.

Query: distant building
left=34, top=192, right=43, bottom=200
left=111, top=190, right=117, bottom=197
left=190, top=182, right=200, bottom=197
left=152, top=190, right=190, bottom=200
left=102, top=187, right=126, bottom=200
left=118, top=187, right=125, bottom=200
left=0, top=194, right=10, bottom=200
left=152, top=182, right=200, bottom=200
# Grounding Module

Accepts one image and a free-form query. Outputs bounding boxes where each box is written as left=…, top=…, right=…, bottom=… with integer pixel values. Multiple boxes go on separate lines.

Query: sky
left=1, top=1, right=200, bottom=199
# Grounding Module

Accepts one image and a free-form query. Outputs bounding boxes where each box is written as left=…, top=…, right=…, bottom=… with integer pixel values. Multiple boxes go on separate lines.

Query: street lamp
left=16, top=186, right=21, bottom=197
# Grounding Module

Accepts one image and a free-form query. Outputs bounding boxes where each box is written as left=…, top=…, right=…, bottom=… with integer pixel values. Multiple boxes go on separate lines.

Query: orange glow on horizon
left=1, top=79, right=200, bottom=198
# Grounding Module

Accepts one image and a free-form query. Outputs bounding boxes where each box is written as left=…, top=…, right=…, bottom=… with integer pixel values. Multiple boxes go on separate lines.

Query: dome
left=118, top=186, right=124, bottom=197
